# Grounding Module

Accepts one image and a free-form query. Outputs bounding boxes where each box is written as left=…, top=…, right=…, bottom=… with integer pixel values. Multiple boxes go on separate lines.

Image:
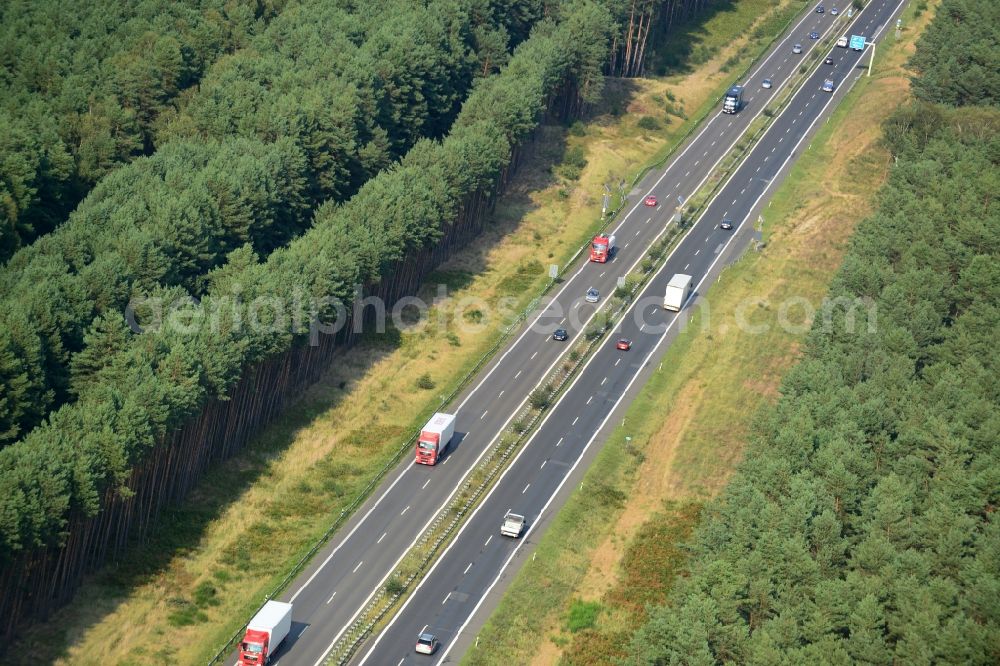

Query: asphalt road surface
left=226, top=2, right=903, bottom=664
left=354, top=0, right=908, bottom=664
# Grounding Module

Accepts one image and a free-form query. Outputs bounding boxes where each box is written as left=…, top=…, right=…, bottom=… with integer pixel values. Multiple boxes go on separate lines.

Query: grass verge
left=7, top=2, right=812, bottom=664
left=462, top=2, right=937, bottom=664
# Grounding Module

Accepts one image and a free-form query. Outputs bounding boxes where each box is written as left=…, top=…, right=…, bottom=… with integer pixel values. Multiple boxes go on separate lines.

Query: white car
left=837, top=36, right=848, bottom=48
left=501, top=512, right=526, bottom=538
left=831, top=7, right=839, bottom=15
left=793, top=43, right=803, bottom=54
left=762, top=78, right=773, bottom=89
left=415, top=633, right=439, bottom=655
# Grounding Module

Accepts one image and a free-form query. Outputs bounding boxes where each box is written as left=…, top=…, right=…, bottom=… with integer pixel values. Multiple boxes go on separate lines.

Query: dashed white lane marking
left=522, top=483, right=530, bottom=494
left=353, top=561, right=363, bottom=573
left=572, top=416, right=579, bottom=425
left=484, top=535, right=493, bottom=547
left=540, top=460, right=547, bottom=469
left=586, top=395, right=593, bottom=405
left=481, top=410, right=488, bottom=419
left=422, top=479, right=430, bottom=490
left=556, top=437, right=564, bottom=446
left=443, top=593, right=451, bottom=604
left=378, top=531, right=388, bottom=543
left=695, top=249, right=700, bottom=256
left=464, top=562, right=473, bottom=575
left=401, top=505, right=410, bottom=515
left=498, top=390, right=504, bottom=398
left=516, top=369, right=523, bottom=378
left=601, top=377, right=607, bottom=386
left=615, top=358, right=621, bottom=366
left=327, top=591, right=337, bottom=604
left=600, top=271, right=606, bottom=277
left=684, top=263, right=690, bottom=271
left=685, top=170, right=690, bottom=177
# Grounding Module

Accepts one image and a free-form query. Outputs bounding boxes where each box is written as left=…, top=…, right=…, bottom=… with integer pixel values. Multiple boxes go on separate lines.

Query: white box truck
left=415, top=412, right=456, bottom=465
left=663, top=274, right=693, bottom=311
left=238, top=600, right=293, bottom=665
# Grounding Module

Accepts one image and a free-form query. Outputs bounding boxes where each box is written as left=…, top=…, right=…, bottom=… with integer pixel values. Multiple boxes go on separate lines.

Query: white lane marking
left=422, top=479, right=430, bottom=490
left=615, top=358, right=621, bottom=367
left=600, top=271, right=606, bottom=277
left=694, top=249, right=700, bottom=256
left=556, top=437, right=563, bottom=447
left=401, top=505, right=410, bottom=515
left=572, top=416, right=579, bottom=425
left=443, top=593, right=451, bottom=604
left=601, top=377, right=607, bottom=386
left=685, top=170, right=690, bottom=177
left=586, top=395, right=593, bottom=405
left=353, top=561, right=363, bottom=573
left=540, top=460, right=547, bottom=469
left=484, top=535, right=493, bottom=548
left=378, top=531, right=387, bottom=543
left=498, top=390, right=504, bottom=398
left=327, top=591, right=337, bottom=604
left=481, top=410, right=488, bottom=420
left=515, top=369, right=523, bottom=378
left=624, top=242, right=629, bottom=248
left=522, top=483, right=530, bottom=494
left=684, top=263, right=690, bottom=271
left=464, top=562, right=473, bottom=575
left=355, top=6, right=891, bottom=658
left=529, top=352, right=537, bottom=361
left=694, top=160, right=700, bottom=166
left=574, top=302, right=580, bottom=309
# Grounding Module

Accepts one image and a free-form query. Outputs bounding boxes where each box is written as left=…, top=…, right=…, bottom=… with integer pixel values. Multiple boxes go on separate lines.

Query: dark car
left=552, top=328, right=568, bottom=341
left=825, top=56, right=834, bottom=65
left=822, top=79, right=836, bottom=93
left=809, top=31, right=820, bottom=40
left=720, top=219, right=734, bottom=230
left=816, top=4, right=824, bottom=12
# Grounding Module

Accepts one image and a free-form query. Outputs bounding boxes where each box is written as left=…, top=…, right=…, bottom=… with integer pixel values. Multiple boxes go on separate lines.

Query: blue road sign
left=850, top=35, right=866, bottom=50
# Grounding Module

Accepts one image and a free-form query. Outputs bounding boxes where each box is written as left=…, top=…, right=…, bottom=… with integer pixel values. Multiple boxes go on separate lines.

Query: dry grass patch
left=470, top=1, right=938, bottom=663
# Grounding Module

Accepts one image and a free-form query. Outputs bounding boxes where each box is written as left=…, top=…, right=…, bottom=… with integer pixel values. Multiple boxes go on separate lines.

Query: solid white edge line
left=299, top=0, right=888, bottom=657
left=431, top=2, right=907, bottom=661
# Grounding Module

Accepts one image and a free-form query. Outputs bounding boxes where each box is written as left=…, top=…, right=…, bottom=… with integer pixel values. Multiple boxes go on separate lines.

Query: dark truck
left=723, top=85, right=744, bottom=114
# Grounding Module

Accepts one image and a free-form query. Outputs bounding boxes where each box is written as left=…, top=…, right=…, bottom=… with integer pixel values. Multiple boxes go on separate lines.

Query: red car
left=643, top=195, right=658, bottom=207
left=616, top=338, right=632, bottom=351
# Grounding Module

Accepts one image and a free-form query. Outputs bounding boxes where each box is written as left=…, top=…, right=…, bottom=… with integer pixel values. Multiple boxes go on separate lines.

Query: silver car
left=762, top=78, right=773, bottom=89
left=585, top=287, right=600, bottom=303
left=793, top=43, right=803, bottom=54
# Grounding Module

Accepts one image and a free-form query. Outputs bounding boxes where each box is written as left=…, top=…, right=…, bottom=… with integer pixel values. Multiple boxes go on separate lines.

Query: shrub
left=566, top=599, right=602, bottom=632
left=416, top=373, right=435, bottom=390
left=530, top=387, right=553, bottom=410
left=636, top=116, right=660, bottom=131
left=385, top=576, right=405, bottom=596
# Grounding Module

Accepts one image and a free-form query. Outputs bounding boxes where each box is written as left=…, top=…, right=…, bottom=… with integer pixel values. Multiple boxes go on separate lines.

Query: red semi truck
left=238, top=600, right=292, bottom=665
left=589, top=234, right=615, bottom=262
left=415, top=413, right=456, bottom=465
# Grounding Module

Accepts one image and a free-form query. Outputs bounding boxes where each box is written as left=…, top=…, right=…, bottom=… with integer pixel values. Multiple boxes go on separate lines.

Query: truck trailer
left=589, top=234, right=616, bottom=262
left=723, top=85, right=744, bottom=114
left=663, top=274, right=693, bottom=311
left=415, top=412, right=456, bottom=465
left=238, top=600, right=293, bottom=665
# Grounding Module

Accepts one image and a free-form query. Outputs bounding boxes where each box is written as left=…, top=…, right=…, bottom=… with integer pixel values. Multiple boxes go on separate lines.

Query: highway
left=226, top=3, right=891, bottom=665
left=355, top=0, right=909, bottom=663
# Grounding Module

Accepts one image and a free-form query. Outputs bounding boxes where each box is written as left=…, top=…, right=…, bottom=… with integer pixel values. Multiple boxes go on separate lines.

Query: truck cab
left=589, top=234, right=615, bottom=262
left=723, top=85, right=744, bottom=114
